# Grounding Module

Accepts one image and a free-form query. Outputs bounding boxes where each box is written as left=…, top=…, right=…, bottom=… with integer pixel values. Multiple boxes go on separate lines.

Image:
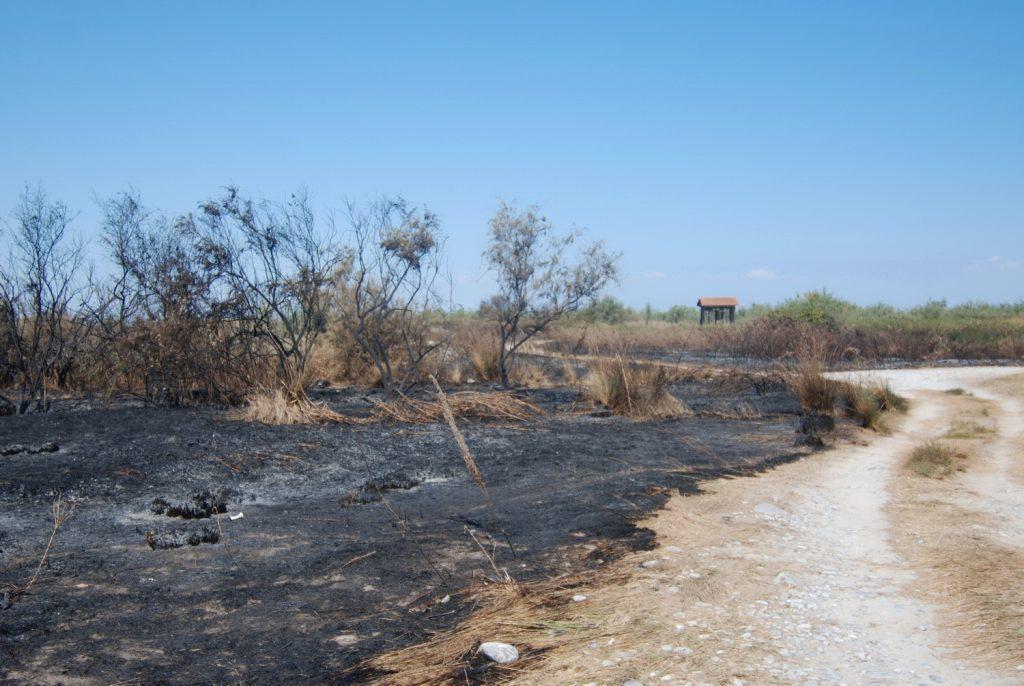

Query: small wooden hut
left=697, top=296, right=738, bottom=325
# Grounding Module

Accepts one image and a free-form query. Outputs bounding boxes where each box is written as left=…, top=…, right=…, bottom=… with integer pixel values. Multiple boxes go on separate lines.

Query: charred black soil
left=1, top=384, right=805, bottom=684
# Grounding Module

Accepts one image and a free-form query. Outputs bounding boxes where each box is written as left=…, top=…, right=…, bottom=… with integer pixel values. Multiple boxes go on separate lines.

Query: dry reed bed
left=889, top=390, right=1024, bottom=672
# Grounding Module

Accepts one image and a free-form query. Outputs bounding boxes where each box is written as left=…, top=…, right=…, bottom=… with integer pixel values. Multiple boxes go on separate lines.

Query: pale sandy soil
left=512, top=367, right=1024, bottom=686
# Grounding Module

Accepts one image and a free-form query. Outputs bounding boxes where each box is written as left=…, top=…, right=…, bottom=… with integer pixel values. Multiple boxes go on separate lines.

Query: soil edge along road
left=503, top=367, right=1024, bottom=685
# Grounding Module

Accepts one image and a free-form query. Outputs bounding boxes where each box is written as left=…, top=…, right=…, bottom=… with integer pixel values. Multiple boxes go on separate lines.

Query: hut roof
left=697, top=296, right=738, bottom=307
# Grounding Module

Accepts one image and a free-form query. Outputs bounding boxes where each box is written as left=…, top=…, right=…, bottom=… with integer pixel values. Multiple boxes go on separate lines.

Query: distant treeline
left=549, top=291, right=1024, bottom=327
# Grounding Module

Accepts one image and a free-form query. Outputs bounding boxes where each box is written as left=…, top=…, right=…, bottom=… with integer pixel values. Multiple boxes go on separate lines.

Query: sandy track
left=516, top=367, right=1024, bottom=685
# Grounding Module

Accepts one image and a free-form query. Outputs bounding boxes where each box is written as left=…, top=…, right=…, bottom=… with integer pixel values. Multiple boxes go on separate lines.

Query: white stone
left=478, top=641, right=518, bottom=664
left=754, top=501, right=788, bottom=517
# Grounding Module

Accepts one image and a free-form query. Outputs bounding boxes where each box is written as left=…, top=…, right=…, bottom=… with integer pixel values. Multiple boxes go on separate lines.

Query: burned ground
left=1, top=384, right=804, bottom=685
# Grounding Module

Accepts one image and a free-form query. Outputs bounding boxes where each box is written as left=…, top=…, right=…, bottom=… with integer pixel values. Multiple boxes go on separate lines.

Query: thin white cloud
left=984, top=255, right=1021, bottom=272
left=643, top=271, right=667, bottom=279
left=745, top=267, right=777, bottom=280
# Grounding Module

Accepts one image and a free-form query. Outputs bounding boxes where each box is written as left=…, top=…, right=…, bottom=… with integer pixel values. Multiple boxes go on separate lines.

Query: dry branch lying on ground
left=430, top=375, right=489, bottom=502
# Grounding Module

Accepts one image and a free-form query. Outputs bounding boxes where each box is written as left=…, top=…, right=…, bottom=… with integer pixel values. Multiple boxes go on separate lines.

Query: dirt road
left=516, top=367, right=1024, bottom=685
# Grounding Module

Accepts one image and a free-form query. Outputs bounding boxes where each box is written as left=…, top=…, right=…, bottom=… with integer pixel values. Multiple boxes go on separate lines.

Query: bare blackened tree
left=337, top=197, right=445, bottom=400
left=482, top=201, right=619, bottom=385
left=92, top=191, right=231, bottom=403
left=0, top=187, right=86, bottom=413
left=187, top=187, right=344, bottom=396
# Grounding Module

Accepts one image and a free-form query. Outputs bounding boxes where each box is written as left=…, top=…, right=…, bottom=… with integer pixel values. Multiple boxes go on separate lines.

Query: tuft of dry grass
left=905, top=442, right=966, bottom=479
left=873, top=383, right=909, bottom=413
left=455, top=325, right=503, bottom=383
left=839, top=383, right=907, bottom=432
left=944, top=421, right=995, bottom=439
left=240, top=388, right=349, bottom=425
left=583, top=357, right=691, bottom=420
left=790, top=362, right=843, bottom=414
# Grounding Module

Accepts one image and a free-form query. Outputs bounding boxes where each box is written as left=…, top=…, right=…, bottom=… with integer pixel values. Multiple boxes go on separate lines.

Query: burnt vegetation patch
left=1, top=442, right=59, bottom=457
left=149, top=490, right=232, bottom=519
left=340, top=471, right=421, bottom=506
left=144, top=526, right=220, bottom=549
left=0, top=378, right=808, bottom=683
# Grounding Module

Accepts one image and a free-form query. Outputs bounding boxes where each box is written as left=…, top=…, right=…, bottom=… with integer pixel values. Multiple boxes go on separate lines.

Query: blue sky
left=2, top=1, right=1021, bottom=309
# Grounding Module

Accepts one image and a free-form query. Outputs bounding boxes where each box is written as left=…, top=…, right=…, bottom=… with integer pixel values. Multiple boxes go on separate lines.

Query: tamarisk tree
left=482, top=201, right=618, bottom=385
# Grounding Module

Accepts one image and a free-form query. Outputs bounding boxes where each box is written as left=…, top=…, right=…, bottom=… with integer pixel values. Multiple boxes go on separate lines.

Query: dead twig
left=340, top=550, right=378, bottom=569
left=464, top=525, right=513, bottom=585
left=7, top=494, right=75, bottom=598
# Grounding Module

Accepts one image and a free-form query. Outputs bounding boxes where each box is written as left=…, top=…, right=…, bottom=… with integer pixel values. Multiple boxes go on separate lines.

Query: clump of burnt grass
left=906, top=442, right=966, bottom=479
left=583, top=357, right=691, bottom=420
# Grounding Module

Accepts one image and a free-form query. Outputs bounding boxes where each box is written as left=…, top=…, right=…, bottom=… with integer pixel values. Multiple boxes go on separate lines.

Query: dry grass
left=945, top=421, right=995, bottom=439
left=240, top=384, right=541, bottom=427
left=790, top=361, right=843, bottom=414
left=240, top=388, right=348, bottom=425
left=922, top=530, right=1024, bottom=670
left=509, top=362, right=552, bottom=388
left=451, top=322, right=503, bottom=383
left=839, top=383, right=907, bottom=432
left=906, top=441, right=966, bottom=479
left=347, top=569, right=632, bottom=685
left=371, top=391, right=541, bottom=424
left=873, top=383, right=909, bottom=412
left=889, top=401, right=1024, bottom=673
left=583, top=356, right=691, bottom=420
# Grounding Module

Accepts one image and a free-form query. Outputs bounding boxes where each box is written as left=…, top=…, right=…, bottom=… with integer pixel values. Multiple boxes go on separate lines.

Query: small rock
left=754, top=502, right=788, bottom=518
left=572, top=594, right=588, bottom=602
left=623, top=680, right=645, bottom=686
left=478, top=641, right=518, bottom=664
